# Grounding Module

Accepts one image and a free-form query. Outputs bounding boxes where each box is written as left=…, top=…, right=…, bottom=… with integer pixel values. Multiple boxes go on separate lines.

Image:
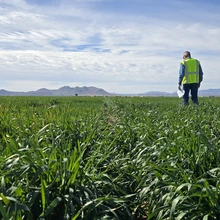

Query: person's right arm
left=199, top=64, right=204, bottom=85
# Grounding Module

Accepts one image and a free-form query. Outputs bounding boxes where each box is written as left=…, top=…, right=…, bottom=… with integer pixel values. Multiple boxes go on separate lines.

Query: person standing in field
left=178, top=51, right=204, bottom=105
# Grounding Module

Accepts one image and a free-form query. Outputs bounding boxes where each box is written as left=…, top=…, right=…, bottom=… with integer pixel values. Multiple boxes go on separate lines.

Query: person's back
left=178, top=51, right=204, bottom=105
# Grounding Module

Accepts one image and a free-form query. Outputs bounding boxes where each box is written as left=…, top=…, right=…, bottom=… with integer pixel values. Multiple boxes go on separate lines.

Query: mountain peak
left=59, top=86, right=72, bottom=90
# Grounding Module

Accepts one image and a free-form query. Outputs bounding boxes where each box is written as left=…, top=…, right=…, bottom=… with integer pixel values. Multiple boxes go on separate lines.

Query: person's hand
left=178, top=85, right=182, bottom=91
left=198, top=83, right=200, bottom=89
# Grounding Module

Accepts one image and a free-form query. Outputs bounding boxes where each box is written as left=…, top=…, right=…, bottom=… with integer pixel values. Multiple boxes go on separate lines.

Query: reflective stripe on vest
left=181, top=58, right=200, bottom=84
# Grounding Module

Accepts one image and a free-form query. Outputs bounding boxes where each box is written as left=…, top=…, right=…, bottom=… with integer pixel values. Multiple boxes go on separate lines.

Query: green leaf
left=170, top=196, right=184, bottom=219
left=1, top=177, right=6, bottom=196
left=41, top=178, right=46, bottom=212
left=0, top=201, right=9, bottom=220
left=44, top=197, right=62, bottom=217
left=203, top=214, right=209, bottom=220
left=0, top=193, right=9, bottom=205
left=176, top=212, right=187, bottom=220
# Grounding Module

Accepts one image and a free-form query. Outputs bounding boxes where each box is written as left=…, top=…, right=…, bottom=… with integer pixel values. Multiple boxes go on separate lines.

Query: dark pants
left=183, top=83, right=199, bottom=105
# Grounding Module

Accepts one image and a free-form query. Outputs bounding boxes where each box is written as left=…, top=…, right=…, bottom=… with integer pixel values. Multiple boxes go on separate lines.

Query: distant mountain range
left=0, top=86, right=220, bottom=97
left=0, top=86, right=111, bottom=96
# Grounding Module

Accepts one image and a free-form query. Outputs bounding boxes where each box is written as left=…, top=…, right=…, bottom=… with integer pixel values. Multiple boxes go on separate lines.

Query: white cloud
left=0, top=50, right=179, bottom=93
left=0, top=0, right=25, bottom=5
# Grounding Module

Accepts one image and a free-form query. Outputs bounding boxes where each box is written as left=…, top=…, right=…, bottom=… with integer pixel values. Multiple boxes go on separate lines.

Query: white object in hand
left=177, top=90, right=185, bottom=98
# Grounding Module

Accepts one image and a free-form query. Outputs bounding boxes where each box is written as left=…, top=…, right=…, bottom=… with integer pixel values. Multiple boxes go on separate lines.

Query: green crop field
left=0, top=96, right=220, bottom=220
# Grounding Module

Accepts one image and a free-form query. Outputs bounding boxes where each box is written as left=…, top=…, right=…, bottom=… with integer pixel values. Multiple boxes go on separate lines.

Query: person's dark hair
left=183, top=51, right=191, bottom=58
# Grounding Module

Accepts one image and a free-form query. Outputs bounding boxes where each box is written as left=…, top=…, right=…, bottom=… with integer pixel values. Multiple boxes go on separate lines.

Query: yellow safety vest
left=181, top=58, right=200, bottom=84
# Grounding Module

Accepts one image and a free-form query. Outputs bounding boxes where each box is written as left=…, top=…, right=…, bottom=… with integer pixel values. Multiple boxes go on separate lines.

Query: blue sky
left=0, top=0, right=220, bottom=93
